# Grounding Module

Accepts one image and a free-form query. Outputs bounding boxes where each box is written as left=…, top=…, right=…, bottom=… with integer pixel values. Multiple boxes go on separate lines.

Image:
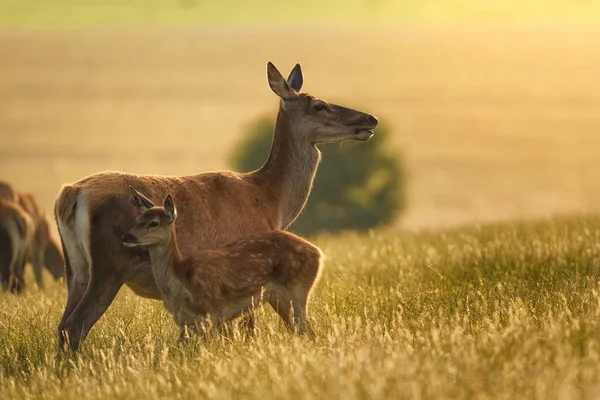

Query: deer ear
left=129, top=186, right=155, bottom=212
left=287, top=63, right=303, bottom=92
left=267, top=62, right=297, bottom=101
left=163, top=194, right=177, bottom=220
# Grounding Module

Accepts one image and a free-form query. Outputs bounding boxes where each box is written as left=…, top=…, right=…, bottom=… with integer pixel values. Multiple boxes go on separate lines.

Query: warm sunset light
left=1, top=1, right=600, bottom=399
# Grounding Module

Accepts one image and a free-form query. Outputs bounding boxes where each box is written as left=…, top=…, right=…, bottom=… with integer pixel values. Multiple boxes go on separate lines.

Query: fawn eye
left=313, top=103, right=327, bottom=112
left=148, top=221, right=159, bottom=229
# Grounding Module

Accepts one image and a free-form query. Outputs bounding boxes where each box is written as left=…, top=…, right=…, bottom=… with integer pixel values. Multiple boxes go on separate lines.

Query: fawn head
left=267, top=62, right=379, bottom=144
left=121, top=186, right=177, bottom=247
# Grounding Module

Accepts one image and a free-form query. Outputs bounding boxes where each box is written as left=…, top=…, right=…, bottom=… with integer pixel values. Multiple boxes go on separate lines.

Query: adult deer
left=122, top=187, right=323, bottom=340
left=55, top=61, right=378, bottom=350
left=18, top=193, right=65, bottom=287
left=0, top=199, right=33, bottom=293
left=0, top=181, right=18, bottom=202
left=0, top=181, right=65, bottom=289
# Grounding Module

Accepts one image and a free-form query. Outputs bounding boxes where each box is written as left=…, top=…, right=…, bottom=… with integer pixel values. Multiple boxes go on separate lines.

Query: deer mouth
left=121, top=233, right=139, bottom=247
left=354, top=128, right=374, bottom=141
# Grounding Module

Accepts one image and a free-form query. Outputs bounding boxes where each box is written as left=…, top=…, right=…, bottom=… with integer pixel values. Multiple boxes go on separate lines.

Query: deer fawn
left=55, top=61, right=377, bottom=349
left=122, top=187, right=323, bottom=340
left=0, top=199, right=34, bottom=293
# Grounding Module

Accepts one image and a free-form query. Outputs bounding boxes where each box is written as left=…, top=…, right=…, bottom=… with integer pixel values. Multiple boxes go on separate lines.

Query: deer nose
left=368, top=115, right=378, bottom=127
left=121, top=233, right=137, bottom=245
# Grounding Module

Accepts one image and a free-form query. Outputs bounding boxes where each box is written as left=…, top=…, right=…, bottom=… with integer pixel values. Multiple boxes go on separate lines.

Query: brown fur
left=0, top=181, right=66, bottom=290
left=123, top=190, right=323, bottom=339
left=54, top=62, right=377, bottom=349
left=18, top=192, right=65, bottom=287
left=0, top=199, right=34, bottom=293
left=0, top=181, right=18, bottom=203
left=44, top=237, right=65, bottom=280
left=55, top=185, right=79, bottom=226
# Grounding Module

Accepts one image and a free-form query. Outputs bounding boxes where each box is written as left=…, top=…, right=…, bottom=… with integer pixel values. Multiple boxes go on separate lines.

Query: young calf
left=121, top=186, right=323, bottom=340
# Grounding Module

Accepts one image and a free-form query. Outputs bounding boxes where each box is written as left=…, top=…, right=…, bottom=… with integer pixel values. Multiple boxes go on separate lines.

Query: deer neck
left=147, top=228, right=183, bottom=298
left=257, top=107, right=321, bottom=228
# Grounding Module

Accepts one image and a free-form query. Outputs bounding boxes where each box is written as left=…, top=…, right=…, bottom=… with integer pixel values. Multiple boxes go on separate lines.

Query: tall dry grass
left=2, top=215, right=600, bottom=398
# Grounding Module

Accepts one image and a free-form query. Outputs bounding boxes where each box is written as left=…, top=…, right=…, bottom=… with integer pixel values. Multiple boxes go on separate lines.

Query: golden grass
left=2, top=215, right=600, bottom=398
left=1, top=26, right=600, bottom=230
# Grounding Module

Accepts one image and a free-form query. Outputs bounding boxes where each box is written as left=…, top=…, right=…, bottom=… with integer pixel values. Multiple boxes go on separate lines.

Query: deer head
left=121, top=186, right=177, bottom=247
left=267, top=62, right=378, bottom=144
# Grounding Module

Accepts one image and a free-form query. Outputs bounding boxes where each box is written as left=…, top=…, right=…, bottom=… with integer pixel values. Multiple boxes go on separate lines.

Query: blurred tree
left=230, top=117, right=406, bottom=235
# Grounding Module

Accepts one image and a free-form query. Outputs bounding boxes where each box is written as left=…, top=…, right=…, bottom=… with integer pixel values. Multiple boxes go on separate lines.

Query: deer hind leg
left=268, top=292, right=315, bottom=339
left=57, top=240, right=89, bottom=347
left=291, top=256, right=323, bottom=339
left=0, top=228, right=13, bottom=291
left=269, top=259, right=320, bottom=340
left=268, top=296, right=296, bottom=333
left=0, top=265, right=9, bottom=291
left=56, top=219, right=91, bottom=348
left=59, top=210, right=128, bottom=351
left=288, top=290, right=316, bottom=339
left=62, top=268, right=123, bottom=350
left=5, top=220, right=28, bottom=294
left=8, top=242, right=27, bottom=294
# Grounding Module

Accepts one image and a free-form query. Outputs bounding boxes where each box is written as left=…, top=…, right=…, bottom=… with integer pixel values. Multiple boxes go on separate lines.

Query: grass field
left=1, top=215, right=600, bottom=398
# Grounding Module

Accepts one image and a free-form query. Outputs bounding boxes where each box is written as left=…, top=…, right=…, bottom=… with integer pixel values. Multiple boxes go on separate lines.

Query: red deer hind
left=17, top=192, right=65, bottom=287
left=122, top=187, right=323, bottom=340
left=55, top=62, right=378, bottom=350
left=0, top=200, right=33, bottom=293
left=0, top=181, right=65, bottom=291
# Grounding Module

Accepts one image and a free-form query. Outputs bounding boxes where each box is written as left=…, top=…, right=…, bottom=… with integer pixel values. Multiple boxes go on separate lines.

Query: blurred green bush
left=230, top=116, right=406, bottom=235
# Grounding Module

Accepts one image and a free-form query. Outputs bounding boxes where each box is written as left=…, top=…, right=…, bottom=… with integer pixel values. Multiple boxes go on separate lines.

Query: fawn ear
left=129, top=186, right=155, bottom=212
left=267, top=62, right=297, bottom=101
left=163, top=194, right=177, bottom=220
left=287, top=63, right=303, bottom=92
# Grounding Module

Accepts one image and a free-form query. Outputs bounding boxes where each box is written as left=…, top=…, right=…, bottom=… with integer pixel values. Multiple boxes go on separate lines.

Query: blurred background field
left=2, top=22, right=600, bottom=229
left=2, top=0, right=600, bottom=26
left=2, top=1, right=600, bottom=232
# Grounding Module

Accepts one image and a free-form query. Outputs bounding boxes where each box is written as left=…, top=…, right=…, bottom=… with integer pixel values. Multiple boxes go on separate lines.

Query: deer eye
left=148, top=221, right=159, bottom=229
left=313, top=103, right=327, bottom=112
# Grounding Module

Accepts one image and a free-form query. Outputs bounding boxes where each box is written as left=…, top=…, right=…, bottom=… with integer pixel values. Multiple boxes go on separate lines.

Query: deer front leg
left=32, top=247, right=45, bottom=289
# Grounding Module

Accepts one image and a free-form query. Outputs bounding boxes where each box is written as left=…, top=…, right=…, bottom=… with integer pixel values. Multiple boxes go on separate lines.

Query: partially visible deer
left=0, top=199, right=33, bottom=293
left=0, top=181, right=65, bottom=290
left=44, top=234, right=65, bottom=282
left=122, top=187, right=322, bottom=339
left=55, top=61, right=378, bottom=350
left=0, top=181, right=18, bottom=202
left=17, top=193, right=65, bottom=287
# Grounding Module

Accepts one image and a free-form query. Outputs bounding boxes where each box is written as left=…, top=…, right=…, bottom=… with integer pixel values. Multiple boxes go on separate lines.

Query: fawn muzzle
left=121, top=233, right=139, bottom=247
